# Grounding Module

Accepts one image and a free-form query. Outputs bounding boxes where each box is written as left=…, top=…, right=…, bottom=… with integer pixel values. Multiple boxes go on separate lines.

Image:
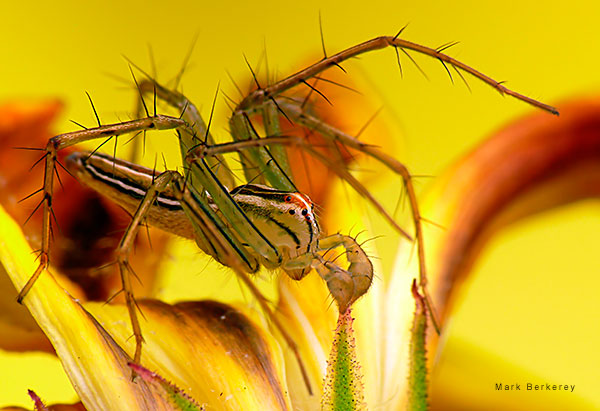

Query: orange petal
left=423, top=98, right=600, bottom=318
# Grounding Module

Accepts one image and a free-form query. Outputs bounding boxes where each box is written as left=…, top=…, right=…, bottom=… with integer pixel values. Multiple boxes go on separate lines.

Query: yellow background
left=0, top=0, right=599, bottom=409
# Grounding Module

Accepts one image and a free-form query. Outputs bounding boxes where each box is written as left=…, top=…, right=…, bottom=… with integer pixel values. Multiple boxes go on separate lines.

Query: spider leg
left=277, top=100, right=441, bottom=333
left=113, top=170, right=181, bottom=365
left=131, top=77, right=236, bottom=189
left=17, top=116, right=186, bottom=305
left=236, top=36, right=558, bottom=115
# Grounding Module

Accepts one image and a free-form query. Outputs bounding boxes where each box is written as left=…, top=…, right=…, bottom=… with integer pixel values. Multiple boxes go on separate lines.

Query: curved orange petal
left=424, top=98, right=600, bottom=318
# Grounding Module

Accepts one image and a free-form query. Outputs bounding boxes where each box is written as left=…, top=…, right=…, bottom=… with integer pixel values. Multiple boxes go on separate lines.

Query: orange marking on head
left=291, top=193, right=313, bottom=209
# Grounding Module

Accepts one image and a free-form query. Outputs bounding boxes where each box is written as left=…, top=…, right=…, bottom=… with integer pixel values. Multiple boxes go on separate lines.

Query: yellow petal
left=0, top=204, right=191, bottom=410
left=0, top=263, right=53, bottom=353
left=276, top=273, right=336, bottom=409
left=86, top=299, right=292, bottom=411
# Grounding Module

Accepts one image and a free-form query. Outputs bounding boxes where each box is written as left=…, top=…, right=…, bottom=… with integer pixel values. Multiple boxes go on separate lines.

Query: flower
left=2, top=95, right=600, bottom=410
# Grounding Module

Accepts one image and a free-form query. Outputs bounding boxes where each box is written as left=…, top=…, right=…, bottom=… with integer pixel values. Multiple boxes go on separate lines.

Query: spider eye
left=285, top=196, right=292, bottom=202
left=301, top=209, right=308, bottom=216
left=289, top=209, right=295, bottom=215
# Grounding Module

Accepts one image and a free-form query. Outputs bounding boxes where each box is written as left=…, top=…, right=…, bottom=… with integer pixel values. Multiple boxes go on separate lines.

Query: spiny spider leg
left=236, top=35, right=559, bottom=115
left=133, top=76, right=298, bottom=194
left=66, top=153, right=313, bottom=391
left=17, top=116, right=186, bottom=304
left=129, top=33, right=560, bottom=338
left=184, top=135, right=377, bottom=313
left=186, top=133, right=419, bottom=317
left=15, top=110, right=317, bottom=389
left=276, top=100, right=441, bottom=332
left=113, top=170, right=181, bottom=365
left=133, top=80, right=288, bottom=267
left=132, top=77, right=235, bottom=189
left=131, top=76, right=299, bottom=271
